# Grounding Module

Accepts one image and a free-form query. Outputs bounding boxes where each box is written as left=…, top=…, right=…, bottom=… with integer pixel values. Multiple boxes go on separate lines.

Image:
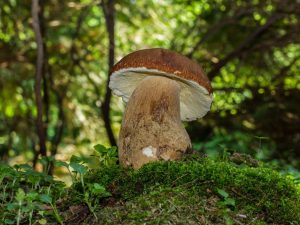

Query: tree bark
left=31, top=0, right=47, bottom=157
left=101, top=0, right=117, bottom=146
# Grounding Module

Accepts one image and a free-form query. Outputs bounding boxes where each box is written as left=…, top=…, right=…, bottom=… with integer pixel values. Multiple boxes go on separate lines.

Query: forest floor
left=1, top=153, right=300, bottom=225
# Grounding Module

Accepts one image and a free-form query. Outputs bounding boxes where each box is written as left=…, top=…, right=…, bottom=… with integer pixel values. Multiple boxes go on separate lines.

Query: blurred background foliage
left=0, top=0, right=299, bottom=174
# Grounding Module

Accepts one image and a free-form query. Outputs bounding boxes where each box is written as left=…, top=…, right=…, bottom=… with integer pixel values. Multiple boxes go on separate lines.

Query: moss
left=86, top=187, right=226, bottom=224
left=1, top=156, right=299, bottom=224
left=82, top=156, right=300, bottom=224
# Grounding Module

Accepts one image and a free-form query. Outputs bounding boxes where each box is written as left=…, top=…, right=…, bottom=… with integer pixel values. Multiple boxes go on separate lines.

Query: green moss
left=2, top=156, right=299, bottom=224
left=83, top=156, right=300, bottom=224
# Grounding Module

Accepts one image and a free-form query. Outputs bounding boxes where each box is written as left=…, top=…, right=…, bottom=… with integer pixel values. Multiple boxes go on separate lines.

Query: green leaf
left=55, top=160, right=69, bottom=168
left=17, top=164, right=33, bottom=171
left=38, top=219, right=47, bottom=225
left=224, top=197, right=236, bottom=206
left=93, top=183, right=111, bottom=196
left=15, top=188, right=25, bottom=201
left=70, top=155, right=82, bottom=164
left=38, top=156, right=54, bottom=165
left=70, top=162, right=87, bottom=174
left=109, top=146, right=117, bottom=152
left=40, top=194, right=52, bottom=204
left=22, top=207, right=32, bottom=213
left=107, top=147, right=118, bottom=157
left=217, top=188, right=229, bottom=198
left=93, top=183, right=106, bottom=191
left=87, top=183, right=111, bottom=197
left=4, top=219, right=15, bottom=224
left=225, top=216, right=234, bottom=225
left=84, top=191, right=90, bottom=198
left=94, top=144, right=108, bottom=154
left=26, top=192, right=39, bottom=201
left=7, top=202, right=18, bottom=210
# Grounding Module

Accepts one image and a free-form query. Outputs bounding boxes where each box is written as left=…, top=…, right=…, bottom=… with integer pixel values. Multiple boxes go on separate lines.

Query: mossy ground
left=1, top=154, right=299, bottom=224
left=72, top=155, right=300, bottom=224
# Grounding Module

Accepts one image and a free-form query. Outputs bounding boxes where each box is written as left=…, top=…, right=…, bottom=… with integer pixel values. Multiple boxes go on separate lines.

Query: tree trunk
left=101, top=0, right=117, bottom=146
left=31, top=0, right=47, bottom=158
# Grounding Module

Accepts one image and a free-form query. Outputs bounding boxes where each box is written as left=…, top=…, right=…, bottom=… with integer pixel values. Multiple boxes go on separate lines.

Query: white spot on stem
left=142, top=146, right=156, bottom=158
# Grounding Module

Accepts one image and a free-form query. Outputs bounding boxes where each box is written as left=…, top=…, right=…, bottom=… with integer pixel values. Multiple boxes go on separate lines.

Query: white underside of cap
left=109, top=67, right=213, bottom=121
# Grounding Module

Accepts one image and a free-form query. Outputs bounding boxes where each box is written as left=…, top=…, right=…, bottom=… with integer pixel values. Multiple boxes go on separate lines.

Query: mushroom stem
left=119, top=76, right=191, bottom=169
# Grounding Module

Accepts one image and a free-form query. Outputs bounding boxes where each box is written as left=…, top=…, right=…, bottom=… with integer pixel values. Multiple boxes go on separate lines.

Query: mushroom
left=109, top=48, right=213, bottom=169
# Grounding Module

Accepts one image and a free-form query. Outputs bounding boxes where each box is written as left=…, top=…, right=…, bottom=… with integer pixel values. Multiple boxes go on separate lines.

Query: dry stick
left=31, top=0, right=47, bottom=158
left=100, top=0, right=117, bottom=146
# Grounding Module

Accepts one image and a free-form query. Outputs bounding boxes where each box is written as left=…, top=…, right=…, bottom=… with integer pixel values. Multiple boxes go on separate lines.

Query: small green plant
left=40, top=194, right=64, bottom=225
left=217, top=188, right=236, bottom=209
left=1, top=152, right=113, bottom=224
left=0, top=161, right=64, bottom=225
left=55, top=152, right=112, bottom=221
left=93, top=144, right=118, bottom=167
left=216, top=188, right=236, bottom=224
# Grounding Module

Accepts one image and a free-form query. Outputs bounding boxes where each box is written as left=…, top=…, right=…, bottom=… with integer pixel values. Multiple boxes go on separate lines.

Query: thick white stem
left=118, top=76, right=191, bottom=169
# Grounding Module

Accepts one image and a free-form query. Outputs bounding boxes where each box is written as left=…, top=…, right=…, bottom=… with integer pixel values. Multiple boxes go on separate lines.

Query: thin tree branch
left=100, top=0, right=117, bottom=146
left=31, top=0, right=47, bottom=157
left=38, top=0, right=50, bottom=126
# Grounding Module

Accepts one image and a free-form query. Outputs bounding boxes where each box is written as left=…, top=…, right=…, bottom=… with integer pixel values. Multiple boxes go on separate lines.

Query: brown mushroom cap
left=111, top=48, right=212, bottom=93
left=109, top=48, right=213, bottom=121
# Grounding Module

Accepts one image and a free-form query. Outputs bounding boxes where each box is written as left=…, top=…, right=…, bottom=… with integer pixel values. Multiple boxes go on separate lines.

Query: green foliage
left=0, top=147, right=115, bottom=224
left=93, top=144, right=118, bottom=167
left=55, top=144, right=115, bottom=220
left=193, top=131, right=275, bottom=160
left=0, top=162, right=65, bottom=224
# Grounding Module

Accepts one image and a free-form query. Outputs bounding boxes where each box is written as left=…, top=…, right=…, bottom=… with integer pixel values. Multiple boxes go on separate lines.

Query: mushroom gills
left=109, top=68, right=213, bottom=121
